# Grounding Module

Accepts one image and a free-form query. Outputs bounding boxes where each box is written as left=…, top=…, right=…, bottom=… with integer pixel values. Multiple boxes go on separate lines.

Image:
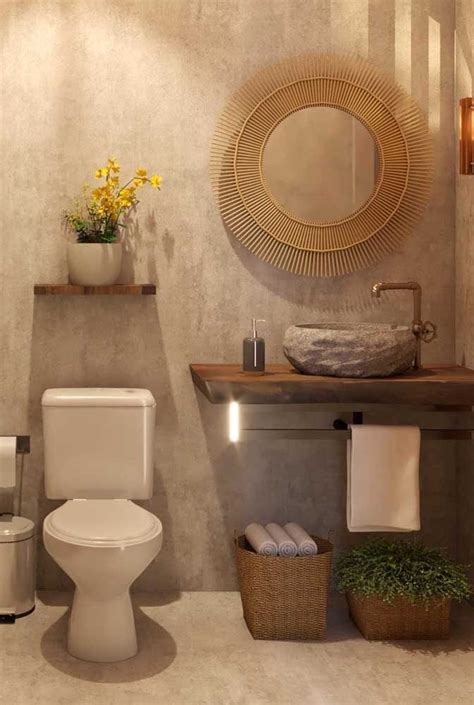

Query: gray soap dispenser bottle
left=243, top=318, right=265, bottom=375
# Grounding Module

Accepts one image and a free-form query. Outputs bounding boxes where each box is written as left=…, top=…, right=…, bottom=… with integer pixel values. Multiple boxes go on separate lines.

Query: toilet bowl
left=44, top=500, right=162, bottom=662
left=41, top=387, right=161, bottom=663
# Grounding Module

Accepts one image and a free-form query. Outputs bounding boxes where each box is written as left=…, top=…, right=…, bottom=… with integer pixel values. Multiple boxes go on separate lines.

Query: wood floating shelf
left=34, top=284, right=156, bottom=296
left=190, top=364, right=474, bottom=408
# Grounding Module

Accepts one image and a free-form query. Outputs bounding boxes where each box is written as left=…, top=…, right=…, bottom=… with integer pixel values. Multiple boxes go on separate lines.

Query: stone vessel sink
left=283, top=323, right=417, bottom=378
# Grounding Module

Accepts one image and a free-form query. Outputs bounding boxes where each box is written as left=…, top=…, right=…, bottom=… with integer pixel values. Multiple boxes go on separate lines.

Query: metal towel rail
left=240, top=413, right=473, bottom=441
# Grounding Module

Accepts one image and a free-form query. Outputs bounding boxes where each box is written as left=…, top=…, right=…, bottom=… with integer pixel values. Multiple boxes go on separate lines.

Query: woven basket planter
left=347, top=592, right=451, bottom=640
left=236, top=534, right=333, bottom=640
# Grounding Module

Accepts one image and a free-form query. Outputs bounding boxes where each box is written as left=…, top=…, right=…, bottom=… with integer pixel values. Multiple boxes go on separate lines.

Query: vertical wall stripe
left=428, top=16, right=441, bottom=133
left=395, top=0, right=412, bottom=93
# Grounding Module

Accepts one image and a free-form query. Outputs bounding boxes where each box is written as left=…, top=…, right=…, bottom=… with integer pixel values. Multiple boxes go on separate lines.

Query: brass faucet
left=371, top=281, right=437, bottom=369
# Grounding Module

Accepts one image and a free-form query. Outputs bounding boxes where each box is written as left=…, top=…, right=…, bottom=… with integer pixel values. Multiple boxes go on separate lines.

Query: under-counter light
left=228, top=401, right=240, bottom=443
left=459, top=98, right=473, bottom=175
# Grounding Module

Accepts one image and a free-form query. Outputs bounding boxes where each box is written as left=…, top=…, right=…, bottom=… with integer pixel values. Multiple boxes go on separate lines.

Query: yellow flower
left=108, top=157, right=120, bottom=173
left=150, top=174, right=163, bottom=189
left=66, top=160, right=162, bottom=239
left=95, top=167, right=108, bottom=178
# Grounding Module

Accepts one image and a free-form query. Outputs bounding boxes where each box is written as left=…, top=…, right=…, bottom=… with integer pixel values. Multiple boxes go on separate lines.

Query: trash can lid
left=0, top=516, right=35, bottom=543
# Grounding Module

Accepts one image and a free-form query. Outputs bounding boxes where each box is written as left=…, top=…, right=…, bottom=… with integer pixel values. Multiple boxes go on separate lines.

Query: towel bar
left=239, top=428, right=472, bottom=441
left=238, top=408, right=473, bottom=440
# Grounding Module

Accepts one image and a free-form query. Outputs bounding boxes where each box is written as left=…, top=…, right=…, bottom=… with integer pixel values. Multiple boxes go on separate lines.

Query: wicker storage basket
left=236, top=534, right=333, bottom=640
left=347, top=592, right=451, bottom=640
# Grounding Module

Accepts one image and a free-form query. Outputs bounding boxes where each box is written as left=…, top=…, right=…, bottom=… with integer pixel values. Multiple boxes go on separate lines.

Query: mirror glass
left=262, top=107, right=379, bottom=223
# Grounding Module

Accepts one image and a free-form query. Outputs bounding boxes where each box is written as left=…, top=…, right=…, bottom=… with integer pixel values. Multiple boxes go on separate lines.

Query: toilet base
left=68, top=589, right=138, bottom=662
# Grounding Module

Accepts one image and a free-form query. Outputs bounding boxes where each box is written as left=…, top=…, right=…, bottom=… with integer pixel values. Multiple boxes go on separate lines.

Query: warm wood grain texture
left=34, top=284, right=156, bottom=296
left=190, top=364, right=474, bottom=407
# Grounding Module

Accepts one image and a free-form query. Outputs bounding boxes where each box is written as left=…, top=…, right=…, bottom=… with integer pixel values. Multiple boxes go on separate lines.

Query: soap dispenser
left=243, top=318, right=265, bottom=375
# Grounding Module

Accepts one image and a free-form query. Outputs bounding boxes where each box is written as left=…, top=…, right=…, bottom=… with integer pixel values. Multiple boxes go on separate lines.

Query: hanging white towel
left=347, top=425, right=421, bottom=532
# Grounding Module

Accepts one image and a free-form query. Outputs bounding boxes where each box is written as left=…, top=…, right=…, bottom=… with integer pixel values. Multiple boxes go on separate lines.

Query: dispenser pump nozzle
left=251, top=318, right=265, bottom=338
left=243, top=318, right=266, bottom=374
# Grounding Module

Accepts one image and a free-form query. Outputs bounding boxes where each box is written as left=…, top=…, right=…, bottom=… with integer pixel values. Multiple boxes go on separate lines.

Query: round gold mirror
left=211, top=53, right=432, bottom=277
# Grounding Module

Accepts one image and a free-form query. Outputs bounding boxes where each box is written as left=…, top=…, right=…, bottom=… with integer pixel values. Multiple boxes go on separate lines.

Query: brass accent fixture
left=459, top=97, right=473, bottom=175
left=371, top=281, right=437, bottom=369
left=211, top=53, right=433, bottom=277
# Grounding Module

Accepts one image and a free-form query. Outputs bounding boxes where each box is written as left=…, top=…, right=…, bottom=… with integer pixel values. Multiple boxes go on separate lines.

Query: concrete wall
left=455, top=0, right=474, bottom=588
left=0, top=0, right=460, bottom=590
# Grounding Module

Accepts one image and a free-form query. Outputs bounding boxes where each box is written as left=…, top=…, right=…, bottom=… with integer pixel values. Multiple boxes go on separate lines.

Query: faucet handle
left=420, top=320, right=437, bottom=343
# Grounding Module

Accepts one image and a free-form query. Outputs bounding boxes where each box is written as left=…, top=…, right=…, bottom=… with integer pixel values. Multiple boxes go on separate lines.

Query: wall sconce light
left=459, top=97, right=473, bottom=175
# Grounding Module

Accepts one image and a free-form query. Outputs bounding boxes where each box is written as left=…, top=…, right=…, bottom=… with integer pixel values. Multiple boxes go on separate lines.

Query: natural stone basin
left=283, top=323, right=417, bottom=378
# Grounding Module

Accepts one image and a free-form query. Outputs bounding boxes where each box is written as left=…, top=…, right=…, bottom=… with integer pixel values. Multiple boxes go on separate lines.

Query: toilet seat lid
left=46, top=500, right=161, bottom=547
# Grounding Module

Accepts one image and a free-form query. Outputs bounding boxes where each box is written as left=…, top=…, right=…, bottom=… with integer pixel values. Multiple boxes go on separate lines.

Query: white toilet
left=41, top=388, right=163, bottom=663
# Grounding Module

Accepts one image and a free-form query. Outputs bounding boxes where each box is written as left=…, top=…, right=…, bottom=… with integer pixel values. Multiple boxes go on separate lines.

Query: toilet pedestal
left=68, top=589, right=138, bottom=662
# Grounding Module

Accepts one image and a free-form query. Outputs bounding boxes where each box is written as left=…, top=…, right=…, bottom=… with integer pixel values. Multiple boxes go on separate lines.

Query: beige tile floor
left=0, top=592, right=473, bottom=705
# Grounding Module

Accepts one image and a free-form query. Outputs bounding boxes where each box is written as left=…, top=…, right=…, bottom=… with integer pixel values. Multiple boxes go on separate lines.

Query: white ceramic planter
left=67, top=242, right=122, bottom=286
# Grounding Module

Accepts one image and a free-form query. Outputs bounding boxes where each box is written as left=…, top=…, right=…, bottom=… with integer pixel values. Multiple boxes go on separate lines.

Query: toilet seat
left=44, top=500, right=162, bottom=547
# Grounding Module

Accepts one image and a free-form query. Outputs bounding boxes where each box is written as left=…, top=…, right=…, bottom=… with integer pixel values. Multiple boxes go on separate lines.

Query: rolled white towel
left=284, top=523, right=318, bottom=556
left=244, top=523, right=278, bottom=556
left=265, top=523, right=298, bottom=557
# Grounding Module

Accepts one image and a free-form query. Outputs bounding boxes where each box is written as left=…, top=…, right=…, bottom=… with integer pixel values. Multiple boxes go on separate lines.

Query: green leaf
left=335, top=538, right=471, bottom=604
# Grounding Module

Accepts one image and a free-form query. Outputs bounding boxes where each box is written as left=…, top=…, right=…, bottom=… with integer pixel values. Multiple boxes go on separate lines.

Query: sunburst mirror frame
left=211, top=53, right=433, bottom=277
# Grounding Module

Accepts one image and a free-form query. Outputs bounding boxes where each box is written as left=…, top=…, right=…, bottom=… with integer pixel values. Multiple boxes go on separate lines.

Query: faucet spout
left=371, top=281, right=426, bottom=368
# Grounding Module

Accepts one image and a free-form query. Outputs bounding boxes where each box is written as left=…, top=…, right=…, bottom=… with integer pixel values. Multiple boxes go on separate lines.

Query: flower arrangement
left=336, top=539, right=471, bottom=604
left=64, top=158, right=162, bottom=243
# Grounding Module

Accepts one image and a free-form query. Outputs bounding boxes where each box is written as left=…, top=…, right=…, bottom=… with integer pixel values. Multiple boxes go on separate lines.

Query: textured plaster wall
left=455, top=0, right=474, bottom=587
left=0, top=0, right=460, bottom=590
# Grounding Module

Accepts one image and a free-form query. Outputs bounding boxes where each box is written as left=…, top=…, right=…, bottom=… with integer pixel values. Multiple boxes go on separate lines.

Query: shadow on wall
left=184, top=0, right=459, bottom=587
left=26, top=283, right=180, bottom=595
left=193, top=391, right=348, bottom=589
left=215, top=0, right=455, bottom=319
left=19, top=0, right=459, bottom=595
left=120, top=210, right=165, bottom=285
left=226, top=227, right=382, bottom=316
left=192, top=392, right=460, bottom=590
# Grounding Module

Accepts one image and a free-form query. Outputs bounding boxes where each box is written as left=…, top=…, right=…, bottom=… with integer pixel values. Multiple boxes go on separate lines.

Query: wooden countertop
left=190, top=364, right=474, bottom=407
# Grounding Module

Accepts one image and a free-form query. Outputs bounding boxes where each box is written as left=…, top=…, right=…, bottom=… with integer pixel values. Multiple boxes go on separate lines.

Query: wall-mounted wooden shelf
left=34, top=284, right=156, bottom=296
left=190, top=364, right=474, bottom=408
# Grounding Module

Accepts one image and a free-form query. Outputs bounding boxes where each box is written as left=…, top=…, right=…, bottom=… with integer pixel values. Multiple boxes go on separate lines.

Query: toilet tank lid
left=42, top=388, right=156, bottom=407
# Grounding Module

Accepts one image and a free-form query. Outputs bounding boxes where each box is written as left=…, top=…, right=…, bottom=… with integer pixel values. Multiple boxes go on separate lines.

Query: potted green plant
left=64, top=158, right=162, bottom=286
left=336, top=539, right=471, bottom=640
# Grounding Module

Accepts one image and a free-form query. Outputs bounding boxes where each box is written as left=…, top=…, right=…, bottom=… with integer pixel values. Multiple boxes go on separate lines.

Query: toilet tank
left=42, top=388, right=156, bottom=499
